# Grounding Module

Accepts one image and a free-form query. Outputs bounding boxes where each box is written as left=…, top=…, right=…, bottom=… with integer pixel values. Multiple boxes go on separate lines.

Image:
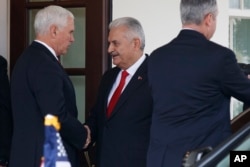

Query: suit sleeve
left=29, top=59, right=87, bottom=149
left=219, top=49, right=250, bottom=103
left=85, top=71, right=112, bottom=143
left=0, top=56, right=12, bottom=161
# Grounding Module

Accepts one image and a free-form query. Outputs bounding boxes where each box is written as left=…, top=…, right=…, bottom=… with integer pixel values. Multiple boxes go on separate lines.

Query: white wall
left=113, top=0, right=229, bottom=55
left=0, top=0, right=9, bottom=60
left=0, top=1, right=229, bottom=60
left=113, top=0, right=245, bottom=118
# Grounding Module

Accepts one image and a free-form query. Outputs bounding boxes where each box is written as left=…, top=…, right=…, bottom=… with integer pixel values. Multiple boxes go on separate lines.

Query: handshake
left=238, top=63, right=250, bottom=78
left=83, top=125, right=91, bottom=149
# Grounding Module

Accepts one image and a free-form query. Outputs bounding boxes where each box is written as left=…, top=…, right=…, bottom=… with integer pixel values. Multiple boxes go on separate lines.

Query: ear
left=203, top=13, right=216, bottom=39
left=49, top=25, right=57, bottom=38
left=204, top=13, right=213, bottom=27
left=133, top=38, right=141, bottom=50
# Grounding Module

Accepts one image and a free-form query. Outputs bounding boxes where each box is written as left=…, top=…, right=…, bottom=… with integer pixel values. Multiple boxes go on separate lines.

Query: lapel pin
left=138, top=76, right=143, bottom=80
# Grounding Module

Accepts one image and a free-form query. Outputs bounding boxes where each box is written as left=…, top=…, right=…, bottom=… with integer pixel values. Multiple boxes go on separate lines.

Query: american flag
left=40, top=114, right=71, bottom=167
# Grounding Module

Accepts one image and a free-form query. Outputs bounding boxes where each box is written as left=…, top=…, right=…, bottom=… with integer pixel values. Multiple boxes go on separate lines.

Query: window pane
left=70, top=76, right=86, bottom=123
left=231, top=18, right=250, bottom=63
left=244, top=0, right=250, bottom=9
left=230, top=17, right=250, bottom=119
left=230, top=98, right=243, bottom=119
left=230, top=0, right=241, bottom=9
left=29, top=9, right=39, bottom=43
left=60, top=8, right=86, bottom=68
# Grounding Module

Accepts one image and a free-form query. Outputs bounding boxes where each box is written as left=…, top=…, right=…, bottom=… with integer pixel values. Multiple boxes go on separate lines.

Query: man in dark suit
left=85, top=17, right=153, bottom=167
left=10, top=5, right=90, bottom=167
left=147, top=0, right=250, bottom=167
left=0, top=55, right=12, bottom=167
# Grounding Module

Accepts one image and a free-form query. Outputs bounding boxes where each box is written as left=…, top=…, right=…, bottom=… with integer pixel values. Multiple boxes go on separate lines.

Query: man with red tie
left=85, top=17, right=153, bottom=167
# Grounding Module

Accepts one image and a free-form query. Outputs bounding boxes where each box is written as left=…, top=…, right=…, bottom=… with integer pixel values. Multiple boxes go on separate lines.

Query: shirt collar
left=126, top=54, right=146, bottom=76
left=34, top=40, right=58, bottom=61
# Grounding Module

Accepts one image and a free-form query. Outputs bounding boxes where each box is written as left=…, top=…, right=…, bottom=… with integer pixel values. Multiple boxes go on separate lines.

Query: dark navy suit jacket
left=147, top=30, right=250, bottom=167
left=10, top=41, right=87, bottom=167
left=86, top=57, right=153, bottom=167
left=0, top=55, right=12, bottom=164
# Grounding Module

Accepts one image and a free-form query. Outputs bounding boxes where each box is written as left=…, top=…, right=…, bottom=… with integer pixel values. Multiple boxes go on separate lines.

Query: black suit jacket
left=86, top=57, right=153, bottom=167
left=10, top=41, right=87, bottom=167
left=147, top=30, right=250, bottom=167
left=0, top=55, right=12, bottom=164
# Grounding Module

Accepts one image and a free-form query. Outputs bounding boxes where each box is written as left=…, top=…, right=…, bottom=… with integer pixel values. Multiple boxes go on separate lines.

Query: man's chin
left=60, top=52, right=68, bottom=56
left=112, top=59, right=119, bottom=65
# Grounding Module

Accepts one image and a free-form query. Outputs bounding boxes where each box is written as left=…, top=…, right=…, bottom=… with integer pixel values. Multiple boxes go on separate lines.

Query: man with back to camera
left=147, top=0, right=250, bottom=167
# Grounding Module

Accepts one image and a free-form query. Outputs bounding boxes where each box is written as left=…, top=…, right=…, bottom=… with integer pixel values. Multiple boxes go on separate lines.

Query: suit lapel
left=103, top=68, right=120, bottom=118
left=107, top=57, right=148, bottom=119
left=32, top=41, right=76, bottom=110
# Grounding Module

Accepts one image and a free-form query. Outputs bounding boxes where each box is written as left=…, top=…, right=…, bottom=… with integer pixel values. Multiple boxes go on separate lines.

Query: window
left=229, top=0, right=250, bottom=119
left=230, top=0, right=250, bottom=9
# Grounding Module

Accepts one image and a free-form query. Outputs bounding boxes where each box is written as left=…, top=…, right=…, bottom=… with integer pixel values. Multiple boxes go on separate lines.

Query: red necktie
left=107, top=70, right=129, bottom=117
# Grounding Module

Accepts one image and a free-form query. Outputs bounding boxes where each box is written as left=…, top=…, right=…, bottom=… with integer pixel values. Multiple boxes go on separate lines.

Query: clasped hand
left=83, top=125, right=91, bottom=149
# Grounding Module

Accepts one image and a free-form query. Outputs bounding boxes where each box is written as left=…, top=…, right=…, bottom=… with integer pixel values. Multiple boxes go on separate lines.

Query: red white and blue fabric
left=40, top=115, right=71, bottom=167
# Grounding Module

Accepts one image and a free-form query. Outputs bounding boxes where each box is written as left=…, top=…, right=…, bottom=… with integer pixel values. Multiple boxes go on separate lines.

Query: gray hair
left=109, top=17, right=145, bottom=50
left=180, top=0, right=218, bottom=25
left=34, top=5, right=74, bottom=35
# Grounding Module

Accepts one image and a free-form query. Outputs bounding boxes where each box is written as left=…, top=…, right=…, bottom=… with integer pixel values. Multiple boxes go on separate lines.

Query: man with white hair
left=10, top=5, right=90, bottom=167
